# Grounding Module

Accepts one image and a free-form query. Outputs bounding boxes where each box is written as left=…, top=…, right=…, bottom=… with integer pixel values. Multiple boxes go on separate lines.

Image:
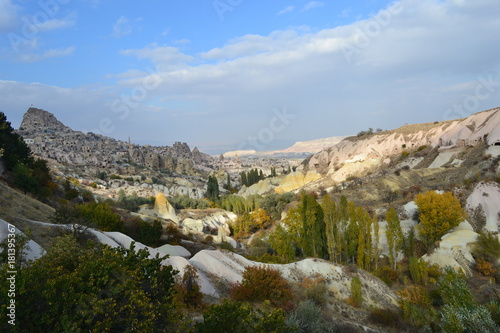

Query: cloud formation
left=1, top=0, right=500, bottom=154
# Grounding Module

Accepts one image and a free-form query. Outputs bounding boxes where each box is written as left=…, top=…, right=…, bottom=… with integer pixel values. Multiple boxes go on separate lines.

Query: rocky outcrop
left=16, top=107, right=215, bottom=177
left=275, top=170, right=322, bottom=193
left=422, top=221, right=479, bottom=276
left=20, top=107, right=71, bottom=132
left=304, top=107, right=500, bottom=182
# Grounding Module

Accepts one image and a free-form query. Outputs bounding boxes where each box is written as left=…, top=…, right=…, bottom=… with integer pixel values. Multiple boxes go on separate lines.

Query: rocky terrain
left=2, top=106, right=500, bottom=331
left=18, top=107, right=214, bottom=178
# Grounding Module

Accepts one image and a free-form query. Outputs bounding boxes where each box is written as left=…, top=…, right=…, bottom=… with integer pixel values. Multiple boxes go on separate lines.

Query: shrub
left=177, top=265, right=203, bottom=309
left=348, top=276, right=363, bottom=308
left=369, top=308, right=400, bottom=328
left=286, top=300, right=334, bottom=333
left=196, top=300, right=289, bottom=333
left=375, top=266, right=399, bottom=286
left=476, top=258, right=497, bottom=277
left=231, top=266, right=293, bottom=307
left=398, top=285, right=435, bottom=328
left=76, top=202, right=124, bottom=231
left=473, top=232, right=500, bottom=263
left=297, top=275, right=328, bottom=306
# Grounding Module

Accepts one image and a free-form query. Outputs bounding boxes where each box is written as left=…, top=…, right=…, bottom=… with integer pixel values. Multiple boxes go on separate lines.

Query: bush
left=231, top=266, right=293, bottom=307
left=0, top=235, right=186, bottom=333
left=369, top=308, right=400, bottom=328
left=473, top=232, right=500, bottom=263
left=375, top=266, right=399, bottom=286
left=196, top=300, right=289, bottom=333
left=348, top=277, right=363, bottom=308
left=76, top=202, right=124, bottom=231
left=123, top=217, right=163, bottom=247
left=177, top=265, right=203, bottom=309
left=297, top=275, right=328, bottom=306
left=286, top=300, right=335, bottom=333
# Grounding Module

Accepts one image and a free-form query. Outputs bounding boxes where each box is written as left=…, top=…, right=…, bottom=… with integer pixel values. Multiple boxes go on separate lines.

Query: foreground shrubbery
left=0, top=235, right=187, bottom=333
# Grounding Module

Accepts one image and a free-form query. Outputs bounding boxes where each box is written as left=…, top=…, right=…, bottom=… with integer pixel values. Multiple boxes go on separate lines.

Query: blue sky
left=1, top=0, right=500, bottom=154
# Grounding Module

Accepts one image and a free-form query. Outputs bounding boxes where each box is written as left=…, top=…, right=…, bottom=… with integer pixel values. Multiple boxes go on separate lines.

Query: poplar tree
left=322, top=194, right=339, bottom=262
left=386, top=206, right=404, bottom=270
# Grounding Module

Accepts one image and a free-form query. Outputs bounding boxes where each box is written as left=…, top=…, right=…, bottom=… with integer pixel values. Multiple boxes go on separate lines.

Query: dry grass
left=0, top=180, right=55, bottom=222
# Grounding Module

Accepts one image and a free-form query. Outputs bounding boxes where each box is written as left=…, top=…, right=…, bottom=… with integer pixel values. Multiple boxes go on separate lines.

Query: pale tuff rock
left=186, top=250, right=398, bottom=308
left=238, top=177, right=283, bottom=197
left=0, top=219, right=45, bottom=262
left=422, top=221, right=478, bottom=275
left=275, top=170, right=322, bottom=193
left=305, top=107, right=500, bottom=182
left=466, top=182, right=500, bottom=232
left=153, top=192, right=179, bottom=223
left=180, top=209, right=236, bottom=237
left=156, top=244, right=191, bottom=259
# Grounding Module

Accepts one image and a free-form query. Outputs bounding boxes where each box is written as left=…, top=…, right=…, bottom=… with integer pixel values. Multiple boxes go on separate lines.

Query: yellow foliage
left=250, top=208, right=271, bottom=228
left=415, top=191, right=464, bottom=246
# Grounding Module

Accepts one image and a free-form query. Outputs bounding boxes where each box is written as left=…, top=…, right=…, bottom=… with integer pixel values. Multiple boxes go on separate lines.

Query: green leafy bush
left=196, top=300, right=289, bottom=333
left=0, top=235, right=186, bottom=333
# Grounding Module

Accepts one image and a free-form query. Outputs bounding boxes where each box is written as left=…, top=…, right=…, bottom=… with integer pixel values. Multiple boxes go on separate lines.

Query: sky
left=1, top=0, right=500, bottom=155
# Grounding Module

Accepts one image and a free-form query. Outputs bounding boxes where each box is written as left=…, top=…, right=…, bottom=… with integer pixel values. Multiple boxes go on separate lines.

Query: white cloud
left=3, top=0, right=500, bottom=154
left=35, top=17, right=76, bottom=32
left=19, top=47, right=75, bottom=63
left=121, top=43, right=194, bottom=70
left=112, top=16, right=132, bottom=38
left=0, top=0, right=20, bottom=32
left=277, top=6, right=295, bottom=16
left=302, top=1, right=324, bottom=11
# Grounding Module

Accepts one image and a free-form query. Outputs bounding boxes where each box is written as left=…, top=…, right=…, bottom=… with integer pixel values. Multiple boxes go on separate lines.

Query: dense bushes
left=0, top=235, right=186, bottom=333
left=231, top=266, right=293, bottom=307
left=196, top=300, right=289, bottom=333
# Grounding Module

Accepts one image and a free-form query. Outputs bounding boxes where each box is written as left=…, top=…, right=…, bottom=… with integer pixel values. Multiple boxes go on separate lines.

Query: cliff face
left=20, top=107, right=71, bottom=133
left=303, top=107, right=500, bottom=182
left=16, top=107, right=215, bottom=176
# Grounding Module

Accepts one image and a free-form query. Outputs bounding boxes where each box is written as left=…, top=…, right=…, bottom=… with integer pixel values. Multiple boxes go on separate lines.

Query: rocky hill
left=304, top=107, right=500, bottom=181
left=17, top=107, right=215, bottom=177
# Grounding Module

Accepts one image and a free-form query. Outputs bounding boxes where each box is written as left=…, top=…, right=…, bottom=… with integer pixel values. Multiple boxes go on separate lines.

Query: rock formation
left=16, top=107, right=215, bottom=176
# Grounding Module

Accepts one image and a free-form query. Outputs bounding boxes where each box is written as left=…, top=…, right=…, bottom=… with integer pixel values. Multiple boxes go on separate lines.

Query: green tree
left=205, top=176, right=220, bottom=202
left=299, top=192, right=327, bottom=258
left=386, top=207, right=404, bottom=270
left=0, top=235, right=186, bottom=333
left=415, top=191, right=465, bottom=247
left=268, top=224, right=296, bottom=262
left=0, top=112, right=32, bottom=170
left=322, top=194, right=340, bottom=262
left=438, top=268, right=499, bottom=333
left=349, top=276, right=363, bottom=307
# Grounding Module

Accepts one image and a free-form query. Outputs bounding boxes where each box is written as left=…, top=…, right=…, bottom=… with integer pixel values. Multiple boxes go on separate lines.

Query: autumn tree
left=322, top=194, right=340, bottom=262
left=230, top=266, right=293, bottom=307
left=386, top=206, right=404, bottom=270
left=415, top=191, right=465, bottom=247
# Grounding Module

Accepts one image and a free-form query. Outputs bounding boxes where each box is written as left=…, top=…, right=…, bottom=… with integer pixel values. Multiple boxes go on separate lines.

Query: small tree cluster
left=230, top=266, right=293, bottom=308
